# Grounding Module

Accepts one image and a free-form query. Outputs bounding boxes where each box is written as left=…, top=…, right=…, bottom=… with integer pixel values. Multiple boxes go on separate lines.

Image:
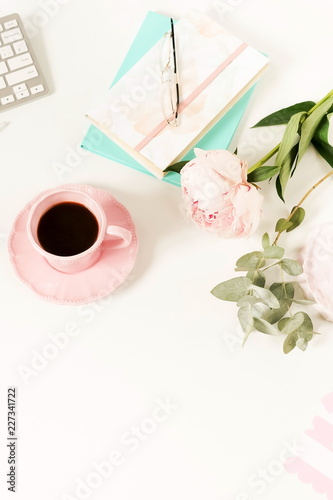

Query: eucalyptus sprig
left=211, top=232, right=317, bottom=354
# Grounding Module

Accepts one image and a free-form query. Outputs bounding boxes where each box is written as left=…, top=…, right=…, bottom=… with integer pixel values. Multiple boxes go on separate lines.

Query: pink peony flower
left=181, top=148, right=263, bottom=238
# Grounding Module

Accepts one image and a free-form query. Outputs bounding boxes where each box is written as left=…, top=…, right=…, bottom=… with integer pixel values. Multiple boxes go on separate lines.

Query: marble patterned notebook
left=86, top=10, right=269, bottom=179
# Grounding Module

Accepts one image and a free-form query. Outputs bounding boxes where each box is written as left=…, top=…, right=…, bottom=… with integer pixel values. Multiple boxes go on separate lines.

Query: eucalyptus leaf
left=253, top=317, right=279, bottom=335
left=270, top=282, right=295, bottom=301
left=283, top=332, right=297, bottom=354
left=246, top=270, right=266, bottom=287
left=251, top=101, right=315, bottom=128
left=295, top=311, right=313, bottom=333
left=280, top=258, right=303, bottom=276
left=211, top=277, right=252, bottom=302
left=278, top=317, right=290, bottom=331
left=275, top=218, right=293, bottom=233
left=289, top=299, right=316, bottom=305
left=262, top=233, right=270, bottom=250
left=263, top=245, right=285, bottom=259
left=250, top=285, right=280, bottom=308
left=275, top=112, right=306, bottom=167
left=237, top=295, right=260, bottom=307
left=163, top=161, right=188, bottom=173
left=296, top=337, right=308, bottom=351
left=263, top=302, right=290, bottom=325
left=286, top=207, right=306, bottom=232
left=298, top=95, right=333, bottom=165
left=280, top=312, right=305, bottom=335
left=238, top=305, right=254, bottom=339
left=235, top=251, right=266, bottom=271
left=251, top=304, right=263, bottom=318
left=247, top=166, right=280, bottom=183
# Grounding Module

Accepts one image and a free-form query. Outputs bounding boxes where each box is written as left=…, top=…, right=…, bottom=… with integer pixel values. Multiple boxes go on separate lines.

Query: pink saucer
left=8, top=184, right=138, bottom=305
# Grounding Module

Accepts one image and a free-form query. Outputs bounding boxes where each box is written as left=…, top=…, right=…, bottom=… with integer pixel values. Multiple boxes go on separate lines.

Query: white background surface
left=1, top=0, right=333, bottom=499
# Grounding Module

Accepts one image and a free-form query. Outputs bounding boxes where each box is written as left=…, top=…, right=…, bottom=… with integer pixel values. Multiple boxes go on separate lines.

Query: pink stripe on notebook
left=134, top=42, right=248, bottom=153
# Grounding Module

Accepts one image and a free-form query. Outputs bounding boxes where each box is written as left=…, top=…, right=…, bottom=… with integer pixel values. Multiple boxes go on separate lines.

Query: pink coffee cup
left=26, top=187, right=132, bottom=273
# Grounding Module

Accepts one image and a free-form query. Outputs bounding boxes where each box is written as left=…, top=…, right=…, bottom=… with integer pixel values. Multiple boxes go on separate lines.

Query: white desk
left=1, top=0, right=333, bottom=499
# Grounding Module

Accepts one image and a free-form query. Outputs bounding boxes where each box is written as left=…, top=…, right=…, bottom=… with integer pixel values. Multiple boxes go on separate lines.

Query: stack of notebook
left=82, top=10, right=268, bottom=187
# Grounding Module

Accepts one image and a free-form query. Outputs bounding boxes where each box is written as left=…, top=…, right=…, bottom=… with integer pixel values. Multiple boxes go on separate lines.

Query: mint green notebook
left=81, top=11, right=255, bottom=187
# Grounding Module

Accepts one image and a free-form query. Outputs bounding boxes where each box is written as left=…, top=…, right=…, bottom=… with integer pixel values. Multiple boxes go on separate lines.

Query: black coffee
left=37, top=202, right=99, bottom=257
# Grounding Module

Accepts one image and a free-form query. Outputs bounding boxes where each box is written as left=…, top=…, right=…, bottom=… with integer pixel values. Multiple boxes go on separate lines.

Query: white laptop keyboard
left=0, top=13, right=49, bottom=112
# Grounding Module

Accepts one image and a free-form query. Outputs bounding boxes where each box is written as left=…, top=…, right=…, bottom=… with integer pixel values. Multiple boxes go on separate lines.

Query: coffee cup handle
left=105, top=225, right=132, bottom=248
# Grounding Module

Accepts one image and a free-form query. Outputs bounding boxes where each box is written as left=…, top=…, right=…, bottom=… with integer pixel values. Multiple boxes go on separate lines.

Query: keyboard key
left=0, top=61, right=8, bottom=75
left=5, top=65, right=38, bottom=86
left=7, top=53, right=33, bottom=71
left=0, top=76, right=6, bottom=89
left=13, top=83, right=27, bottom=93
left=1, top=94, right=15, bottom=105
left=4, top=20, right=18, bottom=30
left=13, top=40, right=28, bottom=54
left=16, top=89, right=29, bottom=100
left=0, top=25, right=3, bottom=32
left=1, top=28, right=23, bottom=44
left=30, top=84, right=44, bottom=94
left=0, top=45, right=14, bottom=59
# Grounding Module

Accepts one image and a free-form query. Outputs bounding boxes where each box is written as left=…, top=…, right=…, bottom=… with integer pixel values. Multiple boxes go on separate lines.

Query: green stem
left=247, top=89, right=333, bottom=174
left=273, top=168, right=333, bottom=245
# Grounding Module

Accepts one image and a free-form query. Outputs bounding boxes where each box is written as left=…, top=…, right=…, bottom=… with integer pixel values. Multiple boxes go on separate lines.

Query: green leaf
left=163, top=161, right=188, bottom=173
left=250, top=285, right=280, bottom=308
left=251, top=101, right=315, bottom=128
left=277, top=144, right=300, bottom=200
left=275, top=144, right=299, bottom=200
left=263, top=245, right=285, bottom=259
left=247, top=165, right=280, bottom=183
left=289, top=298, right=315, bottom=305
left=275, top=112, right=306, bottom=167
left=280, top=312, right=305, bottom=335
left=235, top=251, right=266, bottom=271
left=262, top=233, right=270, bottom=250
left=275, top=218, right=293, bottom=233
left=296, top=311, right=313, bottom=333
left=298, top=95, right=333, bottom=165
left=270, top=282, right=295, bottom=301
left=280, top=258, right=303, bottom=276
left=237, top=305, right=254, bottom=343
left=237, top=295, right=260, bottom=307
left=296, top=337, right=308, bottom=351
left=263, top=302, right=289, bottom=325
left=314, top=115, right=330, bottom=143
left=278, top=317, right=290, bottom=331
left=283, top=332, right=297, bottom=354
left=312, top=136, right=333, bottom=168
left=253, top=317, right=279, bottom=335
left=276, top=175, right=284, bottom=202
left=286, top=207, right=306, bottom=232
left=246, top=270, right=266, bottom=287
left=211, top=277, right=252, bottom=302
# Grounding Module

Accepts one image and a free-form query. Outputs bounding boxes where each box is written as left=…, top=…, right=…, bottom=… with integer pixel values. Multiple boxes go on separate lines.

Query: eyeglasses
left=161, top=18, right=180, bottom=126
